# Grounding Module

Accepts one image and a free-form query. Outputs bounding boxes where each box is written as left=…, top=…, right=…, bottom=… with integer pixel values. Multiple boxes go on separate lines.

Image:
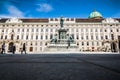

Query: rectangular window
left=36, top=35, right=38, bottom=40
left=31, top=35, right=33, bottom=40
left=46, top=29, right=48, bottom=32
left=18, top=29, right=20, bottom=32
left=101, top=36, right=103, bottom=40
left=36, top=29, right=39, bottom=32
left=17, top=35, right=19, bottom=39
left=22, top=29, right=24, bottom=32
left=91, top=36, right=93, bottom=40
left=87, top=42, right=89, bottom=46
left=117, top=29, right=119, bottom=32
left=81, top=36, right=84, bottom=40
left=105, top=35, right=108, bottom=39
left=76, top=35, right=79, bottom=39
left=41, top=35, right=43, bottom=40
left=32, top=29, right=34, bottom=32
left=46, top=35, right=48, bottom=39
left=41, top=29, right=43, bottom=32
left=92, top=42, right=94, bottom=46
left=82, top=42, right=84, bottom=46
left=86, top=36, right=88, bottom=40
left=27, top=29, right=29, bottom=32
left=5, top=35, right=7, bottom=39
left=96, top=36, right=98, bottom=40
left=26, top=35, right=28, bottom=40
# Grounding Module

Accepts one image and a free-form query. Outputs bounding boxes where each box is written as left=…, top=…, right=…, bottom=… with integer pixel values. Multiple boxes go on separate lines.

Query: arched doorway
left=8, top=42, right=14, bottom=52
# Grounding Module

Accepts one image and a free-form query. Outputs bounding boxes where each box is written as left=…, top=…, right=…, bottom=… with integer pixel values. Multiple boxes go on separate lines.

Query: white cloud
left=8, top=5, right=24, bottom=17
left=37, top=3, right=53, bottom=12
left=0, top=5, right=24, bottom=18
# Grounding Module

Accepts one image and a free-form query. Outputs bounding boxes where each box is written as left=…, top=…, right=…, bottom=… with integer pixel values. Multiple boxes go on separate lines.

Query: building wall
left=0, top=18, right=120, bottom=53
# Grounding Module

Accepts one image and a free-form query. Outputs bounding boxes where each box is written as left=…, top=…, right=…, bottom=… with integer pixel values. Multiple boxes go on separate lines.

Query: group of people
left=0, top=43, right=26, bottom=54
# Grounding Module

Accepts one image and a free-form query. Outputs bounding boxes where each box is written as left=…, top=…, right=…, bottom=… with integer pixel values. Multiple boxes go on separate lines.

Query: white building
left=0, top=10, right=120, bottom=53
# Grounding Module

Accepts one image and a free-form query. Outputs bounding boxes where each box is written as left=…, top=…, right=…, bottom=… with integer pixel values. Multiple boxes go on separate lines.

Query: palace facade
left=0, top=10, right=120, bottom=53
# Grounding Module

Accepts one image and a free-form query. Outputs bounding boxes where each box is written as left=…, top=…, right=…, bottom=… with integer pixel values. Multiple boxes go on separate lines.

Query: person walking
left=1, top=43, right=5, bottom=54
left=12, top=44, right=16, bottom=54
left=21, top=43, right=26, bottom=54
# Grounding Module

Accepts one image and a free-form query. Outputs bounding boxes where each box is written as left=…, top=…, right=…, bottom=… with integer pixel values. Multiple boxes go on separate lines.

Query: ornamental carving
left=6, top=18, right=22, bottom=23
left=102, top=18, right=119, bottom=23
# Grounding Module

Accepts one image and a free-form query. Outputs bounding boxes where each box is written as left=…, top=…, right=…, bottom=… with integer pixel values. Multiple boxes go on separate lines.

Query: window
left=41, top=29, right=43, bottom=32
left=91, top=36, right=93, bottom=40
left=96, top=36, right=98, bottom=40
left=95, top=29, right=97, bottom=32
left=26, top=35, right=28, bottom=40
left=36, top=29, right=39, bottom=32
left=86, top=36, right=88, bottom=39
left=50, top=29, right=53, bottom=32
left=101, top=36, right=103, bottom=40
left=40, top=42, right=42, bottom=46
left=27, top=29, right=29, bottom=32
left=105, top=35, right=108, bottom=39
left=36, top=35, right=38, bottom=40
left=111, top=29, right=113, bottom=32
left=77, top=35, right=79, bottom=39
left=5, top=35, right=7, bottom=39
left=50, top=34, right=53, bottom=39
left=100, top=29, right=102, bottom=32
left=18, top=29, right=20, bottom=32
left=35, top=42, right=37, bottom=46
left=32, top=29, right=34, bottom=32
left=105, top=29, right=107, bottom=32
left=22, top=29, right=24, bottom=32
left=117, top=29, right=119, bottom=32
left=2, top=29, right=4, bottom=32
left=11, top=34, right=14, bottom=40
left=92, top=42, right=94, bottom=46
left=87, top=42, right=89, bottom=46
left=46, top=29, right=48, bottom=32
left=82, top=42, right=84, bottom=46
left=41, top=35, right=43, bottom=40
left=81, top=36, right=84, bottom=40
left=21, top=35, right=23, bottom=39
left=76, top=29, right=78, bottom=32
left=46, top=35, right=48, bottom=39
left=97, top=42, right=99, bottom=46
left=91, top=29, right=93, bottom=32
left=31, top=35, right=33, bottom=40
left=17, top=35, right=19, bottom=39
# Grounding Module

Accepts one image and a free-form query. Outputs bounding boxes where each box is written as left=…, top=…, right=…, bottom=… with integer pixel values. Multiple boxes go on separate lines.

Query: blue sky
left=0, top=0, right=120, bottom=18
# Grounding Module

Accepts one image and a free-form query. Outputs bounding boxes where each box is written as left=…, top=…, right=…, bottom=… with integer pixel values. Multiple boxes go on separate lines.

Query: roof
left=0, top=18, right=49, bottom=23
left=0, top=18, right=120, bottom=23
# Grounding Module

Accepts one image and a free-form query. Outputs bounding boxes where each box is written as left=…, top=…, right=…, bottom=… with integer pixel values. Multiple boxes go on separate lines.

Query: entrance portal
left=8, top=42, right=14, bottom=52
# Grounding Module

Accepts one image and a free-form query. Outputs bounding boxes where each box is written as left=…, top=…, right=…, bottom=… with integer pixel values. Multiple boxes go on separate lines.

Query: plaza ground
left=0, top=53, right=120, bottom=80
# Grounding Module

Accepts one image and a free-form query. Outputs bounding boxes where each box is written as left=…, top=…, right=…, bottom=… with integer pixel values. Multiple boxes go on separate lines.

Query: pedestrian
left=21, top=43, right=26, bottom=54
left=12, top=44, right=16, bottom=54
left=1, top=43, right=5, bottom=54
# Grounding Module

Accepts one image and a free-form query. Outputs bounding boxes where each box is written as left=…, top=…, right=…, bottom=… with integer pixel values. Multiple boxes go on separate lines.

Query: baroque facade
left=0, top=10, right=120, bottom=53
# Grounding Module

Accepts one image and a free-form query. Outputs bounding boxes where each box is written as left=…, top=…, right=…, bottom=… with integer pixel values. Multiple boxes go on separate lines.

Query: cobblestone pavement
left=0, top=53, right=120, bottom=80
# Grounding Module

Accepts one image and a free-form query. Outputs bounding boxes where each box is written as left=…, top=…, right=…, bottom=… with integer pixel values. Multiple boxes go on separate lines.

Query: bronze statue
left=60, top=17, right=64, bottom=28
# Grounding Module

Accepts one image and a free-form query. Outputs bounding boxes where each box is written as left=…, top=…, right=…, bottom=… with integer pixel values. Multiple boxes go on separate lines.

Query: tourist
left=1, top=43, right=5, bottom=54
left=12, top=44, right=16, bottom=54
left=21, top=43, right=27, bottom=54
